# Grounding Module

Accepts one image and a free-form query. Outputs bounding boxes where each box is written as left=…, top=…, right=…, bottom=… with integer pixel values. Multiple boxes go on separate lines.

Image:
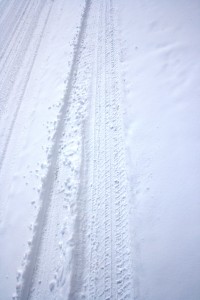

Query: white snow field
left=0, top=0, right=200, bottom=299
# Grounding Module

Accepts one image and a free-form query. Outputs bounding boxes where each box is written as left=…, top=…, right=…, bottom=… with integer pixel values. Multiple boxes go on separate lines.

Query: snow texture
left=0, top=0, right=200, bottom=300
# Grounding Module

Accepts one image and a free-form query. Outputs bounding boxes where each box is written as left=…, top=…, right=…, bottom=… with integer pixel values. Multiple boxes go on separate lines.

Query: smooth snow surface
left=118, top=0, right=200, bottom=299
left=0, top=0, right=200, bottom=300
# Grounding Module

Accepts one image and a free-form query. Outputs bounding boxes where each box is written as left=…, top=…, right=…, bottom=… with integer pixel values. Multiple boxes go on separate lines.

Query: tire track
left=69, top=0, right=133, bottom=298
left=0, top=0, right=31, bottom=63
left=66, top=2, right=102, bottom=299
left=0, top=0, right=33, bottom=73
left=87, top=3, right=105, bottom=298
left=0, top=1, right=53, bottom=172
left=69, top=1, right=107, bottom=298
left=28, top=1, right=98, bottom=296
left=106, top=1, right=133, bottom=298
left=18, top=1, right=92, bottom=299
left=0, top=0, right=9, bottom=21
left=0, top=0, right=17, bottom=29
left=0, top=0, right=47, bottom=117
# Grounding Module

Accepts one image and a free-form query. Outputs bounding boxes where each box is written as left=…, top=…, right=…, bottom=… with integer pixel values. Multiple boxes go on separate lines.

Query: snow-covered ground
left=0, top=0, right=200, bottom=299
left=118, top=1, right=200, bottom=299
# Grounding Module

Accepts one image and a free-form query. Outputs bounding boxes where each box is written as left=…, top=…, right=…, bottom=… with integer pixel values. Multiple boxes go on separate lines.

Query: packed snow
left=0, top=0, right=199, bottom=299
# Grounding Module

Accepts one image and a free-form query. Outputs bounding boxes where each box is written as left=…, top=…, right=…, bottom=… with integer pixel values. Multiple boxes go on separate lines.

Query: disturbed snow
left=0, top=0, right=200, bottom=300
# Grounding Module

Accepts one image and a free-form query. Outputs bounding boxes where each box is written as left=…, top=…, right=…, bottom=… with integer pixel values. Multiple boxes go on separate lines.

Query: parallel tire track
left=2, top=0, right=133, bottom=298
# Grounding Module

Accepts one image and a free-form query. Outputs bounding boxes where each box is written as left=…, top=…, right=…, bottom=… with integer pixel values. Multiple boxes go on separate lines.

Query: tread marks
left=0, top=0, right=10, bottom=23
left=104, top=1, right=114, bottom=299
left=0, top=0, right=29, bottom=61
left=88, top=1, right=112, bottom=298
left=0, top=0, right=133, bottom=298
left=57, top=1, right=98, bottom=297
left=18, top=1, right=92, bottom=299
left=0, top=0, right=21, bottom=41
left=0, top=0, right=47, bottom=116
left=108, top=1, right=132, bottom=298
left=76, top=0, right=133, bottom=298
left=73, top=2, right=105, bottom=298
left=0, top=1, right=53, bottom=172
left=0, top=1, right=34, bottom=73
left=85, top=1, right=105, bottom=298
left=96, top=0, right=107, bottom=297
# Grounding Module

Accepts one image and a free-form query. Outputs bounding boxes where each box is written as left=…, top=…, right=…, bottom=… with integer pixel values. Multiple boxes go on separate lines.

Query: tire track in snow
left=0, top=0, right=31, bottom=64
left=69, top=0, right=133, bottom=298
left=28, top=0, right=97, bottom=296
left=68, top=2, right=105, bottom=298
left=106, top=1, right=133, bottom=298
left=0, top=0, right=47, bottom=117
left=19, top=1, right=92, bottom=299
left=0, top=1, right=53, bottom=172
left=0, top=0, right=17, bottom=30
left=0, top=0, right=9, bottom=22
left=0, top=0, right=33, bottom=73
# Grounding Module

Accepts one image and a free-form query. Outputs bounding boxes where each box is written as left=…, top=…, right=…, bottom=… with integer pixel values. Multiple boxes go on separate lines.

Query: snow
left=0, top=0, right=85, bottom=298
left=118, top=0, right=200, bottom=299
left=0, top=0, right=200, bottom=299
